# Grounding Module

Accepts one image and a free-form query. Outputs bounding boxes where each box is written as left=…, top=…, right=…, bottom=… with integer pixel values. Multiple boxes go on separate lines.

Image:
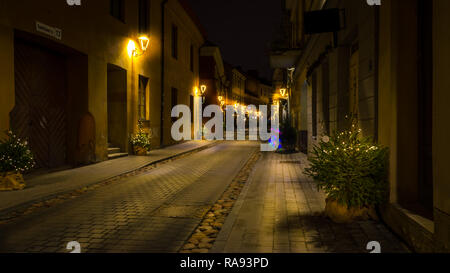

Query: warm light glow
left=127, top=40, right=136, bottom=57
left=218, top=96, right=223, bottom=101
left=280, top=88, right=287, bottom=97
left=200, top=85, right=207, bottom=94
left=194, top=87, right=200, bottom=97
left=138, top=36, right=150, bottom=52
left=220, top=101, right=225, bottom=106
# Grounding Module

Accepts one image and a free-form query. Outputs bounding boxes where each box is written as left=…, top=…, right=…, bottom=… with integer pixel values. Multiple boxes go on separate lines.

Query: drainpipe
left=160, top=0, right=168, bottom=147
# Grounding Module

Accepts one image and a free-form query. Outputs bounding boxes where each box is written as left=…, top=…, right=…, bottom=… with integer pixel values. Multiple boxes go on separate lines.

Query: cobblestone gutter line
left=179, top=151, right=262, bottom=253
left=0, top=141, right=219, bottom=225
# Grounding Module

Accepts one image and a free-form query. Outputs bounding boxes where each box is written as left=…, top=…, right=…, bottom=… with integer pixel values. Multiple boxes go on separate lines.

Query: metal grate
left=279, top=161, right=301, bottom=164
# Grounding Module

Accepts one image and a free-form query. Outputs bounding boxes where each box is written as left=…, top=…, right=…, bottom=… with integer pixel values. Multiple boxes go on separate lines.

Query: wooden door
left=11, top=40, right=67, bottom=169
left=349, top=47, right=359, bottom=119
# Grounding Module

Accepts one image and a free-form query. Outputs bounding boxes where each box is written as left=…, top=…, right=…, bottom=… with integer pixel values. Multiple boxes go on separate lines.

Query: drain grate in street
left=279, top=160, right=301, bottom=164
left=152, top=205, right=210, bottom=219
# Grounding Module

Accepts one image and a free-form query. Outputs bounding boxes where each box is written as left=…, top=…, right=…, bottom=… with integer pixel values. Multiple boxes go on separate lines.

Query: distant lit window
left=110, top=0, right=125, bottom=22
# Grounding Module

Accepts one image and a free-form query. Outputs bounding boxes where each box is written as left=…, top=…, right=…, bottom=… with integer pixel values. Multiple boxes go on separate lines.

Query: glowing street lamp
left=280, top=88, right=287, bottom=97
left=138, top=36, right=150, bottom=52
left=129, top=35, right=150, bottom=57
left=194, top=85, right=206, bottom=104
left=200, top=85, right=207, bottom=95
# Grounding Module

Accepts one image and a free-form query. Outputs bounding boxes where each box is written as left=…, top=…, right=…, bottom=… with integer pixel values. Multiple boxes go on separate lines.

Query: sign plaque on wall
left=36, top=21, right=62, bottom=40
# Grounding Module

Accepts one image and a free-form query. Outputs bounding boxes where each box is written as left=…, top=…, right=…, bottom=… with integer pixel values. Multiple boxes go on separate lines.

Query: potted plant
left=0, top=131, right=35, bottom=191
left=304, top=124, right=389, bottom=223
left=130, top=120, right=151, bottom=156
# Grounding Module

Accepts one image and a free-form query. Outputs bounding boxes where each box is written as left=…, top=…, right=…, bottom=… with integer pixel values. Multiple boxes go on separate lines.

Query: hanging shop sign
left=304, top=9, right=345, bottom=34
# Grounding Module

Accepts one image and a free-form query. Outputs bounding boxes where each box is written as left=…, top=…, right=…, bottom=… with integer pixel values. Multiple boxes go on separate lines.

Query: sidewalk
left=0, top=141, right=215, bottom=214
left=211, top=152, right=409, bottom=253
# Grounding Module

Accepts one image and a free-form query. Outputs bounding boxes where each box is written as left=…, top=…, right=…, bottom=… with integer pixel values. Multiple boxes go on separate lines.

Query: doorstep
left=0, top=140, right=216, bottom=216
left=381, top=203, right=435, bottom=252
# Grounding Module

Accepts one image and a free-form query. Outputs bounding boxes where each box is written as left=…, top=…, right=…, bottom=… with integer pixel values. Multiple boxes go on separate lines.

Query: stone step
left=108, top=153, right=129, bottom=160
left=107, top=147, right=121, bottom=155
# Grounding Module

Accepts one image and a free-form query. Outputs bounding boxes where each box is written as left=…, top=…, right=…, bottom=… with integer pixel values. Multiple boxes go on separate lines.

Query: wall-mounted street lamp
left=195, top=85, right=207, bottom=104
left=280, top=88, right=287, bottom=98
left=200, top=85, right=207, bottom=95
left=217, top=96, right=225, bottom=112
left=128, top=36, right=150, bottom=57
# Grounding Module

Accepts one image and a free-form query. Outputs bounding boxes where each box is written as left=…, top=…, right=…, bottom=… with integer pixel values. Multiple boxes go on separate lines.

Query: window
left=190, top=95, right=194, bottom=122
left=190, top=45, right=194, bottom=72
left=322, top=62, right=330, bottom=134
left=110, top=0, right=125, bottom=22
left=171, top=25, right=178, bottom=59
left=138, top=0, right=149, bottom=33
left=138, top=76, right=149, bottom=120
left=312, top=73, right=317, bottom=137
left=171, top=88, right=178, bottom=122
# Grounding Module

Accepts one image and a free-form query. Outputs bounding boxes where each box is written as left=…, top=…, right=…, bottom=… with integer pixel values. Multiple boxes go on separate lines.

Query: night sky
left=185, top=0, right=283, bottom=81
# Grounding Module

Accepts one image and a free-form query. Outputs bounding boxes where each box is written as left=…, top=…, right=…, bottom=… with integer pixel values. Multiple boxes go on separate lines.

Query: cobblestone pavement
left=0, top=142, right=258, bottom=253
left=0, top=140, right=214, bottom=213
left=212, top=152, right=410, bottom=253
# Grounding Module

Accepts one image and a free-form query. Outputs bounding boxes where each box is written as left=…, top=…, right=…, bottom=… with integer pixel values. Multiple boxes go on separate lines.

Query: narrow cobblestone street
left=0, top=142, right=258, bottom=253
left=212, top=152, right=410, bottom=253
left=0, top=142, right=409, bottom=253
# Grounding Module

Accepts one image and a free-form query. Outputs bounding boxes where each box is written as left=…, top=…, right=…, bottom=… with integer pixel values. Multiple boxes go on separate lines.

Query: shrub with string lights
left=304, top=124, right=389, bottom=209
left=0, top=131, right=35, bottom=173
left=130, top=120, right=151, bottom=151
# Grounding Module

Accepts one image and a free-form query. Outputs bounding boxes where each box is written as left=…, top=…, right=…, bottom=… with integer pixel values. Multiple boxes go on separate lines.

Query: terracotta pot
left=0, top=172, right=26, bottom=191
left=325, top=198, right=378, bottom=224
left=134, top=146, right=148, bottom=156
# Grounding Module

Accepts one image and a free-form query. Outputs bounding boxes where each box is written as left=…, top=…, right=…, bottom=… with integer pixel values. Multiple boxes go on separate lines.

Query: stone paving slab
left=0, top=141, right=215, bottom=214
left=211, top=152, right=410, bottom=253
left=0, top=142, right=258, bottom=253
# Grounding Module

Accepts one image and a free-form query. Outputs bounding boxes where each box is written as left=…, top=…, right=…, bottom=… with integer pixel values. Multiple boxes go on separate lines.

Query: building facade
left=259, top=81, right=273, bottom=105
left=225, top=65, right=247, bottom=106
left=272, top=0, right=449, bottom=252
left=161, top=0, right=204, bottom=146
left=199, top=43, right=226, bottom=107
left=0, top=0, right=204, bottom=167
